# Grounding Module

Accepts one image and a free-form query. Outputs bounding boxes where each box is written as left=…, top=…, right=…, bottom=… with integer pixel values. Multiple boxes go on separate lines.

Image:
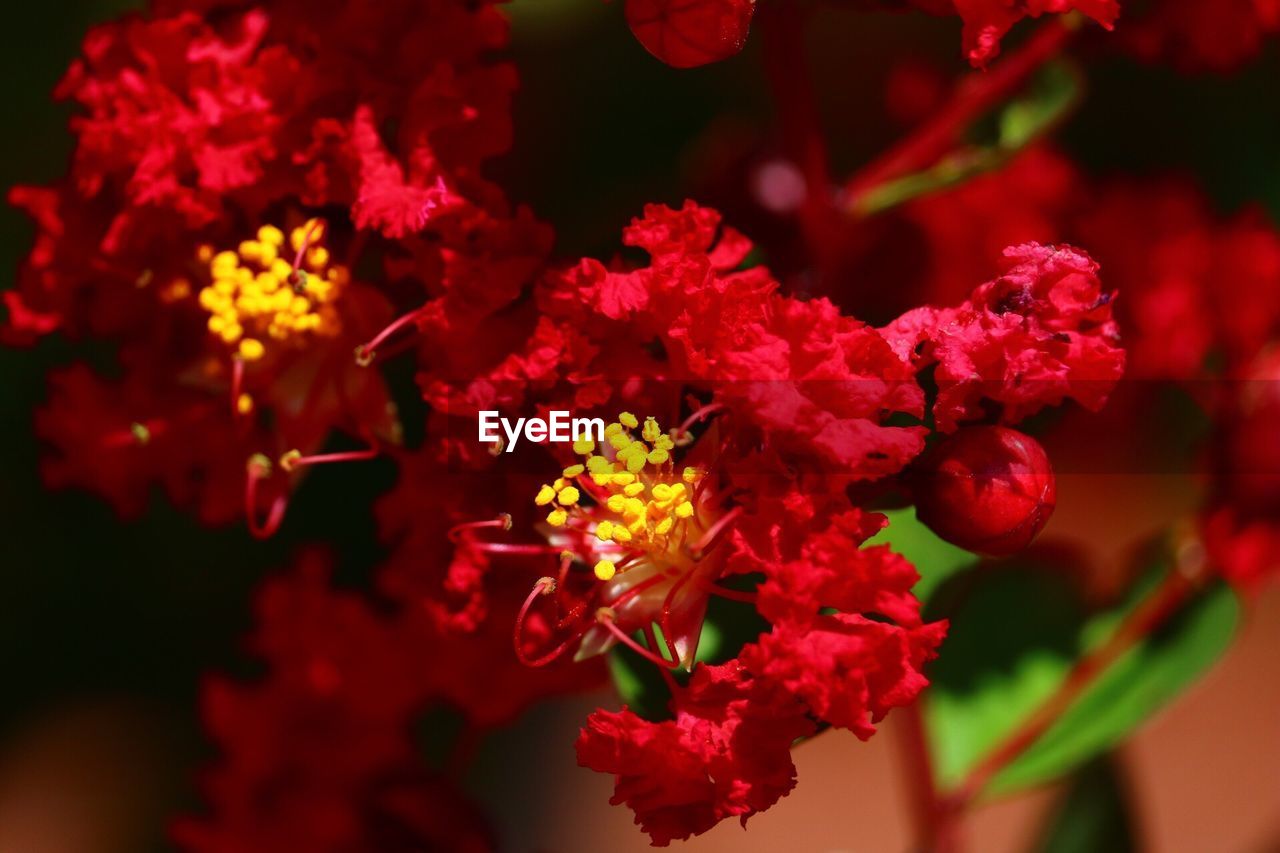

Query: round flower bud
left=914, top=426, right=1056, bottom=557
left=625, top=0, right=755, bottom=69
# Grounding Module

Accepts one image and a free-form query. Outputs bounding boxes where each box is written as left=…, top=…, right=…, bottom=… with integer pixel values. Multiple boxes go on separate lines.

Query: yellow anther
left=563, top=464, right=585, bottom=478
left=573, top=438, right=596, bottom=454
left=586, top=455, right=611, bottom=473
left=624, top=497, right=646, bottom=517
left=236, top=393, right=255, bottom=415
left=655, top=434, right=675, bottom=451
left=611, top=471, right=636, bottom=486
left=647, top=447, right=670, bottom=465
left=306, top=246, right=330, bottom=270
left=212, top=251, right=239, bottom=273
left=547, top=508, right=568, bottom=527
left=596, top=520, right=615, bottom=541
left=604, top=423, right=623, bottom=437
left=238, top=338, right=265, bottom=361
left=625, top=453, right=646, bottom=474
left=207, top=314, right=226, bottom=333
left=652, top=483, right=673, bottom=502
left=130, top=422, right=151, bottom=445
left=196, top=222, right=347, bottom=358
left=557, top=486, right=581, bottom=506
left=257, top=225, right=285, bottom=246
left=623, top=482, right=646, bottom=497
left=682, top=466, right=703, bottom=483
left=606, top=494, right=628, bottom=513
left=247, top=453, right=272, bottom=476
left=642, top=417, right=662, bottom=443
left=611, top=526, right=633, bottom=543
left=553, top=478, right=568, bottom=491
left=655, top=517, right=674, bottom=536
left=608, top=432, right=632, bottom=451
left=238, top=240, right=264, bottom=262
left=279, top=449, right=303, bottom=472
left=591, top=473, right=612, bottom=486
left=616, top=441, right=644, bottom=460
left=534, top=485, right=556, bottom=506
left=674, top=501, right=694, bottom=519
left=291, top=219, right=325, bottom=251
left=593, top=560, right=617, bottom=582
left=619, top=412, right=638, bottom=428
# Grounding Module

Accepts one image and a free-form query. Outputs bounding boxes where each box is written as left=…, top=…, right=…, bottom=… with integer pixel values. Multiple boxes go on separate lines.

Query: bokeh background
left=1, top=1, right=1278, bottom=850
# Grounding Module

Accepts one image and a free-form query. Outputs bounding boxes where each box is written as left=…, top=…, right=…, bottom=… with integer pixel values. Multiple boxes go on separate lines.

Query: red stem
left=842, top=18, right=1077, bottom=209
left=947, top=565, right=1198, bottom=807
left=898, top=703, right=965, bottom=853
left=229, top=357, right=245, bottom=419
left=245, top=461, right=288, bottom=540
left=598, top=613, right=682, bottom=670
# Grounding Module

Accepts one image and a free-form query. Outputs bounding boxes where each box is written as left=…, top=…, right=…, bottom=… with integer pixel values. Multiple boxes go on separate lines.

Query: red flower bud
left=914, top=426, right=1056, bottom=557
left=624, top=0, right=756, bottom=69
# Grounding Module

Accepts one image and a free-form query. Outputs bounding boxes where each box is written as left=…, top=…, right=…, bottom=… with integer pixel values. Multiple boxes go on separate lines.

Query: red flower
left=960, top=0, right=1118, bottom=65
left=883, top=242, right=1125, bottom=432
left=9, top=0, right=548, bottom=531
left=424, top=202, right=1118, bottom=842
left=739, top=615, right=946, bottom=738
left=576, top=662, right=814, bottom=845
left=173, top=556, right=496, bottom=853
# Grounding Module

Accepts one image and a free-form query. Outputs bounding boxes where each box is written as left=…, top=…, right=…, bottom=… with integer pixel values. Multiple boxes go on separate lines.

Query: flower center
left=511, top=411, right=744, bottom=669
left=195, top=219, right=349, bottom=363
left=535, top=411, right=707, bottom=582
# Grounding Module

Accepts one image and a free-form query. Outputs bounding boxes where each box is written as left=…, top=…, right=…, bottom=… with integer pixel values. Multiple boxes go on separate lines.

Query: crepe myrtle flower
left=10, top=0, right=548, bottom=529
left=438, top=202, right=1122, bottom=843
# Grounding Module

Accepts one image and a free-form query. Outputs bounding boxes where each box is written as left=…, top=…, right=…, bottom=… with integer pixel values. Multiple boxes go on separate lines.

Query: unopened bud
left=914, top=426, right=1056, bottom=557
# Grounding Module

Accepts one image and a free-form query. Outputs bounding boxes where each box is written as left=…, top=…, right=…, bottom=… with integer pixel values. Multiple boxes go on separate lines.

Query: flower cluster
left=424, top=201, right=1122, bottom=842
left=10, top=0, right=548, bottom=526
left=6, top=0, right=1158, bottom=848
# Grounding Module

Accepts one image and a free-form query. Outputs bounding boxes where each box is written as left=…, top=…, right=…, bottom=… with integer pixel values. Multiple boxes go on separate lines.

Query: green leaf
left=997, top=60, right=1080, bottom=150
left=924, top=552, right=1238, bottom=799
left=1032, top=756, right=1137, bottom=853
left=867, top=507, right=979, bottom=604
left=852, top=60, right=1081, bottom=217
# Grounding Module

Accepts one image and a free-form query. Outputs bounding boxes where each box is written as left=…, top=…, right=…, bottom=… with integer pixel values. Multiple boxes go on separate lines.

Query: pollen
left=532, top=412, right=713, bottom=581
left=193, top=218, right=348, bottom=361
